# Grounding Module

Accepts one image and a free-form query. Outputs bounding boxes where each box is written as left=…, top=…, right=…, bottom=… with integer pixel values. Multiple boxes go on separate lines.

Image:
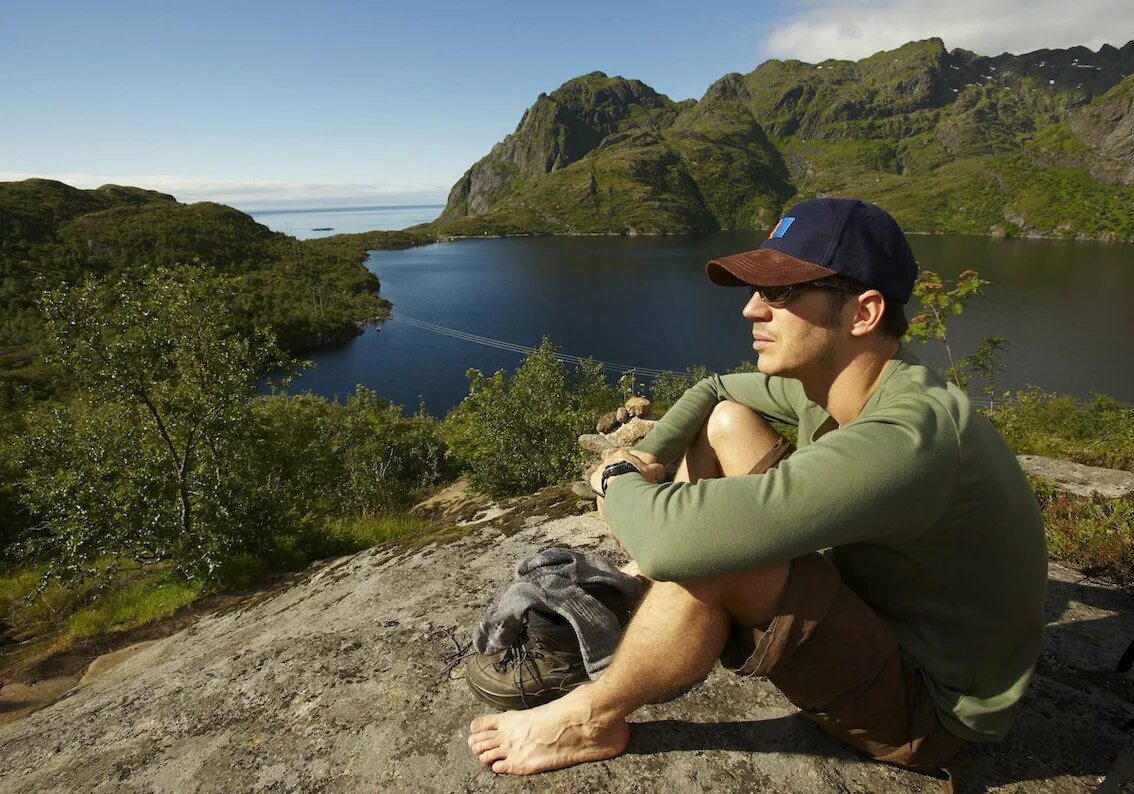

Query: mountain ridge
left=432, top=39, right=1134, bottom=240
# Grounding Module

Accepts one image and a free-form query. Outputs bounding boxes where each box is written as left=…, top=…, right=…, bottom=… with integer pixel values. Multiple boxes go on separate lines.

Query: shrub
left=989, top=389, right=1134, bottom=471
left=247, top=388, right=446, bottom=521
left=13, top=265, right=447, bottom=585
left=648, top=366, right=711, bottom=412
left=442, top=339, right=618, bottom=496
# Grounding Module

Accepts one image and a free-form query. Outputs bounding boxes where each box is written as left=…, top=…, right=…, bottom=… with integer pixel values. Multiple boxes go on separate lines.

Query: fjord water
left=249, top=205, right=443, bottom=238
left=291, top=233, right=1134, bottom=415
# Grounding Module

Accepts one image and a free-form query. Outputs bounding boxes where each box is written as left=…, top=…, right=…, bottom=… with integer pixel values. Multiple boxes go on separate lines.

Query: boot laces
left=495, top=616, right=545, bottom=672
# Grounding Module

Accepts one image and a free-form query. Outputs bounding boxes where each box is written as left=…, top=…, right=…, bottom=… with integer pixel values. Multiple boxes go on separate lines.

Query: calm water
left=249, top=205, right=443, bottom=239
left=290, top=233, right=1134, bottom=415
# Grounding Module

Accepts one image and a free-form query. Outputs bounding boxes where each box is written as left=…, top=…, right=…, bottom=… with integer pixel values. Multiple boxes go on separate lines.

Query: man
left=467, top=198, right=1048, bottom=776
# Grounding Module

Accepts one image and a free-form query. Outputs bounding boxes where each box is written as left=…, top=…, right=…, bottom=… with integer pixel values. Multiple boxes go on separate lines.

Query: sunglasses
left=748, top=281, right=860, bottom=306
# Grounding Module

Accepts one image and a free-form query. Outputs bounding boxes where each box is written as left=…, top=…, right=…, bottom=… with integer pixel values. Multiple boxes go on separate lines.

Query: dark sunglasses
left=748, top=281, right=860, bottom=306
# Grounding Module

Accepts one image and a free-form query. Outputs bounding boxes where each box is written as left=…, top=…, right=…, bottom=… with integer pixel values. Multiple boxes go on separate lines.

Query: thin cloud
left=760, top=0, right=1134, bottom=62
left=0, top=172, right=448, bottom=208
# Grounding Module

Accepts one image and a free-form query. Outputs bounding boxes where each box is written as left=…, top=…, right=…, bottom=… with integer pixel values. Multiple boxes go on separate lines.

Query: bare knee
left=703, top=401, right=784, bottom=477
left=705, top=401, right=774, bottom=448
left=676, top=563, right=790, bottom=628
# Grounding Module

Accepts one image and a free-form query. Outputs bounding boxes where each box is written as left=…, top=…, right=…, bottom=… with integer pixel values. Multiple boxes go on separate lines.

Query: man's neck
left=801, top=339, right=900, bottom=426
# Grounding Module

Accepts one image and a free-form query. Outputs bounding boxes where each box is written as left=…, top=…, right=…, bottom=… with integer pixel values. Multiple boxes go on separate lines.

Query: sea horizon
left=246, top=203, right=444, bottom=215
left=249, top=204, right=444, bottom=239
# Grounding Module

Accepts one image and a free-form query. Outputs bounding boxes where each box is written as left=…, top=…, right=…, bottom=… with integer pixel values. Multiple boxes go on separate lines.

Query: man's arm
left=603, top=399, right=960, bottom=582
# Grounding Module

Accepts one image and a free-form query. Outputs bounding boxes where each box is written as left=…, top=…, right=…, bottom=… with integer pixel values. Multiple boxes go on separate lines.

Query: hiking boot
left=465, top=610, right=590, bottom=710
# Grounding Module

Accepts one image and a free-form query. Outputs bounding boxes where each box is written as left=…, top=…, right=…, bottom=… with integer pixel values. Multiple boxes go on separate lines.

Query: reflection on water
left=290, top=233, right=1134, bottom=415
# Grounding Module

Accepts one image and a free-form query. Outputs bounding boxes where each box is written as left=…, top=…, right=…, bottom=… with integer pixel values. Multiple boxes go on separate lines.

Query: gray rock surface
left=596, top=410, right=622, bottom=434
left=607, top=417, right=656, bottom=448
left=1070, top=75, right=1134, bottom=186
left=577, top=433, right=614, bottom=456
left=625, top=396, right=651, bottom=418
left=1, top=487, right=1132, bottom=793
left=1017, top=454, right=1134, bottom=500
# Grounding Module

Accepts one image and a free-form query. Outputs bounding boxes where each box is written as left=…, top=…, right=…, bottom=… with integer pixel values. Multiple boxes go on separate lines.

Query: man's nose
left=743, top=292, right=771, bottom=321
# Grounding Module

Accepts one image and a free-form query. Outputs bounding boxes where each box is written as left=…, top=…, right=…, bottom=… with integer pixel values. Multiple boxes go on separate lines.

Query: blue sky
left=3, top=0, right=1131, bottom=209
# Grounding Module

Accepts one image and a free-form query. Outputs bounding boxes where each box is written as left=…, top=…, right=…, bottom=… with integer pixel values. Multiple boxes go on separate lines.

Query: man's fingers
left=641, top=463, right=667, bottom=483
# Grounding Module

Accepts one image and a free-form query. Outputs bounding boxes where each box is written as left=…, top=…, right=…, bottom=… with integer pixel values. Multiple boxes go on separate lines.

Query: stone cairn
left=572, top=396, right=658, bottom=507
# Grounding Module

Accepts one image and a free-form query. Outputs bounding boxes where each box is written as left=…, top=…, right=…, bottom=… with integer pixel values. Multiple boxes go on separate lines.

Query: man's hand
left=588, top=449, right=666, bottom=496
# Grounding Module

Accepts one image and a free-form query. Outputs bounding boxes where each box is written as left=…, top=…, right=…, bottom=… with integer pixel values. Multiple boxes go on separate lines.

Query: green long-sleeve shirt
left=603, top=349, right=1047, bottom=742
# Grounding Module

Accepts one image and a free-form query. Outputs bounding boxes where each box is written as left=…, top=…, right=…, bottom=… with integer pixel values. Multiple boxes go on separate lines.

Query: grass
left=59, top=577, right=202, bottom=645
left=318, top=513, right=433, bottom=554
left=987, top=389, right=1134, bottom=471
left=1033, top=477, right=1134, bottom=586
left=0, top=511, right=431, bottom=662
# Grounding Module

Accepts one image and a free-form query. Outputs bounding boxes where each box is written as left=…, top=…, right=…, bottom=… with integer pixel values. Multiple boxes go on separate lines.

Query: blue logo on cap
left=770, top=217, right=794, bottom=239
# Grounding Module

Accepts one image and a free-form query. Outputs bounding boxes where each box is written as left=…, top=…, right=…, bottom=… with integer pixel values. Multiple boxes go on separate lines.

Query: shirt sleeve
left=605, top=397, right=961, bottom=582
left=632, top=372, right=804, bottom=465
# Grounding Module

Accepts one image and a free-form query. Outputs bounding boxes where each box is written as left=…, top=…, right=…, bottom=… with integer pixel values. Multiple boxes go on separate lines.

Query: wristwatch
left=600, top=460, right=640, bottom=495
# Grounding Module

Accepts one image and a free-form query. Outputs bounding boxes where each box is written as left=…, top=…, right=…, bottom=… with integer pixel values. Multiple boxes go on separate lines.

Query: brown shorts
left=719, top=552, right=967, bottom=772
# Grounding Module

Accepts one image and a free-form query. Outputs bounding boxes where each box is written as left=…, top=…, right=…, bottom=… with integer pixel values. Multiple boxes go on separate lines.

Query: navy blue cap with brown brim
left=706, top=198, right=918, bottom=304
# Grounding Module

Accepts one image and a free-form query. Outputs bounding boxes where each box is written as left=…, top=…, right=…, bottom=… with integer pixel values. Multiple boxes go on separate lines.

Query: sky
left=2, top=0, right=1132, bottom=210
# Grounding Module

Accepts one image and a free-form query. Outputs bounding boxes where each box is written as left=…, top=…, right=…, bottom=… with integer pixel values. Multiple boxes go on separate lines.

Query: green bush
left=248, top=388, right=447, bottom=521
left=648, top=366, right=710, bottom=412
left=11, top=265, right=447, bottom=585
left=989, top=389, right=1134, bottom=471
left=442, top=339, right=618, bottom=496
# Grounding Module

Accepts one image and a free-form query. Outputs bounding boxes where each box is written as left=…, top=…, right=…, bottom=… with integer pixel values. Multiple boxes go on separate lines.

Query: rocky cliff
left=441, top=73, right=692, bottom=221
left=432, top=39, right=1134, bottom=239
left=1, top=483, right=1131, bottom=792
left=1070, top=75, right=1134, bottom=186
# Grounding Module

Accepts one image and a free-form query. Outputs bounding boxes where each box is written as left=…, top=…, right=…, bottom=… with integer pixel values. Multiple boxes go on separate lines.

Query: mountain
left=432, top=39, right=1134, bottom=239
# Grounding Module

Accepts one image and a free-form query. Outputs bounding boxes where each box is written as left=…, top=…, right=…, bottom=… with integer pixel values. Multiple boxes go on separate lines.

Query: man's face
left=742, top=285, right=848, bottom=378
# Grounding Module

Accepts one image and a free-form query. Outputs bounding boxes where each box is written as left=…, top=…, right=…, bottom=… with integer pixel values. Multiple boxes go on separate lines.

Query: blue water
left=288, top=233, right=1134, bottom=416
left=249, top=205, right=443, bottom=239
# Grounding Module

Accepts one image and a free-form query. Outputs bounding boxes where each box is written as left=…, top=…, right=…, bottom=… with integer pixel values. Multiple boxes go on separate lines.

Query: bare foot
left=467, top=684, right=630, bottom=775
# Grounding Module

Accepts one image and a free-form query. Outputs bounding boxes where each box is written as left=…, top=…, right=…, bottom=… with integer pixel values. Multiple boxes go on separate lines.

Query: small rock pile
left=573, top=396, right=659, bottom=505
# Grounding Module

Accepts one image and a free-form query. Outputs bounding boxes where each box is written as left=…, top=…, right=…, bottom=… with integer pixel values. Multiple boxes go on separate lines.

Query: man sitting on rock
left=467, top=198, right=1048, bottom=776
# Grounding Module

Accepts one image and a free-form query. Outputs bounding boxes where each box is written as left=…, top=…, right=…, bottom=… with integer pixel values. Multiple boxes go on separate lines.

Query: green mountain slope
left=0, top=181, right=416, bottom=392
left=431, top=39, right=1134, bottom=239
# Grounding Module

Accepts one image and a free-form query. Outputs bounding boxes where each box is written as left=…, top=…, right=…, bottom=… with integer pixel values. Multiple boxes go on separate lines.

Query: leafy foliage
left=907, top=269, right=1007, bottom=391
left=11, top=266, right=447, bottom=583
left=16, top=266, right=290, bottom=580
left=442, top=339, right=619, bottom=495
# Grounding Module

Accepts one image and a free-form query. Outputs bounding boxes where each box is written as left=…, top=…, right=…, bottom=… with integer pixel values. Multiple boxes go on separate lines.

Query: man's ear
left=848, top=290, right=886, bottom=337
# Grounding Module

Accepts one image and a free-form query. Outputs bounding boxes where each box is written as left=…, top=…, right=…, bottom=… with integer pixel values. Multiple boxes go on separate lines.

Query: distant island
left=427, top=38, right=1134, bottom=240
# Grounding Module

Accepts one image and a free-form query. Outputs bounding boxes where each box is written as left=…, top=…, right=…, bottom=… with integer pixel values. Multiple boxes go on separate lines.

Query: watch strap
left=601, top=460, right=640, bottom=495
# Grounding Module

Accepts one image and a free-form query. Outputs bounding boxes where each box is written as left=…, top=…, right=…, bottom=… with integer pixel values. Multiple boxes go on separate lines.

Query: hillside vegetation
left=0, top=179, right=431, bottom=403
left=432, top=39, right=1134, bottom=239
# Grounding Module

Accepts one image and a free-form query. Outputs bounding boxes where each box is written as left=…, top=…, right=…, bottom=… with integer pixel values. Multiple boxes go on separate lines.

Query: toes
left=469, top=736, right=500, bottom=755
left=491, top=758, right=512, bottom=775
left=479, top=746, right=508, bottom=767
left=467, top=729, right=496, bottom=748
left=470, top=714, right=499, bottom=733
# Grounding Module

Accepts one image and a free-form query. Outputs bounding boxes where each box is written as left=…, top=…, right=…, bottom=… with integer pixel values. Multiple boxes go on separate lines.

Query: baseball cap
left=706, top=198, right=918, bottom=304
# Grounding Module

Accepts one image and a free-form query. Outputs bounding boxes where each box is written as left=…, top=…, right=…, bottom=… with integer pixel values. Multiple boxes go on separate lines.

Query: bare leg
left=469, top=402, right=789, bottom=775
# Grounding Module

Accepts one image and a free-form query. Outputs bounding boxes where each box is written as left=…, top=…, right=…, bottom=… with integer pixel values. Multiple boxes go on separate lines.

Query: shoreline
left=408, top=228, right=1134, bottom=245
